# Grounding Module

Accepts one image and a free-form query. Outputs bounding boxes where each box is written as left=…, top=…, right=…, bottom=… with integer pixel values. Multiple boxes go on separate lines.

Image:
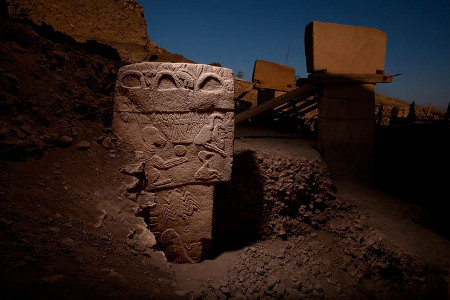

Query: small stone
left=124, top=177, right=140, bottom=192
left=49, top=227, right=60, bottom=233
left=59, top=237, right=75, bottom=251
left=298, top=205, right=307, bottom=214
left=374, top=261, right=388, bottom=270
left=102, top=127, right=113, bottom=134
left=276, top=249, right=286, bottom=259
left=327, top=278, right=337, bottom=285
left=266, top=274, right=279, bottom=290
left=287, top=288, right=300, bottom=299
left=314, top=214, right=327, bottom=223
left=57, top=135, right=73, bottom=147
left=121, top=162, right=144, bottom=176
left=41, top=274, right=64, bottom=284
left=276, top=283, right=286, bottom=296
left=94, top=210, right=107, bottom=229
left=103, top=269, right=127, bottom=287
left=278, top=229, right=287, bottom=239
left=0, top=218, right=13, bottom=227
left=135, top=151, right=144, bottom=160
left=101, top=138, right=115, bottom=150
left=74, top=141, right=91, bottom=151
left=63, top=218, right=73, bottom=228
left=174, top=290, right=189, bottom=297
left=314, top=283, right=323, bottom=292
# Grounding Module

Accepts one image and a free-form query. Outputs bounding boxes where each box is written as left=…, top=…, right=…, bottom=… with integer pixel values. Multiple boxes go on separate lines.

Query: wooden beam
left=235, top=83, right=317, bottom=124
left=309, top=73, right=394, bottom=84
left=256, top=82, right=296, bottom=92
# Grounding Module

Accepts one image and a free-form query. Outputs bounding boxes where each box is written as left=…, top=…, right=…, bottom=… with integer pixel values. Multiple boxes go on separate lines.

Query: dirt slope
left=2, top=127, right=449, bottom=299
left=6, top=0, right=151, bottom=62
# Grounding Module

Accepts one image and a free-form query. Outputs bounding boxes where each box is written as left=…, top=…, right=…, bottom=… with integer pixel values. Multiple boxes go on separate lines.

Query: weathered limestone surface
left=6, top=0, right=151, bottom=62
left=114, top=62, right=234, bottom=262
left=305, top=21, right=387, bottom=74
left=252, top=60, right=295, bottom=91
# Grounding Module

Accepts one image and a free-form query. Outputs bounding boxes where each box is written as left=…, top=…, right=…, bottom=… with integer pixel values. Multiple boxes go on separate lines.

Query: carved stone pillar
left=113, top=63, right=235, bottom=262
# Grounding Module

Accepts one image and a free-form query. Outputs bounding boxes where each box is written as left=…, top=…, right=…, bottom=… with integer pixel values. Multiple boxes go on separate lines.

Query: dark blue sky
left=139, top=0, right=450, bottom=109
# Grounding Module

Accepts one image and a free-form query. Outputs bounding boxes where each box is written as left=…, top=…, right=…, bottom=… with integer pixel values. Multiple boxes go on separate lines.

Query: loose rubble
left=193, top=148, right=444, bottom=299
left=0, top=16, right=123, bottom=161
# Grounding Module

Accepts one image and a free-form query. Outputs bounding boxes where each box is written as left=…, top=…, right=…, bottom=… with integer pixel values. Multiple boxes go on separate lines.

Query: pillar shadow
left=211, top=150, right=264, bottom=256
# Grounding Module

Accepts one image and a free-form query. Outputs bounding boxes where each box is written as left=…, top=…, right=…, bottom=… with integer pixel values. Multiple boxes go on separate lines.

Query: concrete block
left=319, top=97, right=374, bottom=120
left=318, top=118, right=374, bottom=146
left=305, top=21, right=387, bottom=74
left=252, top=60, right=295, bottom=91
left=321, top=84, right=375, bottom=99
left=319, top=85, right=375, bottom=120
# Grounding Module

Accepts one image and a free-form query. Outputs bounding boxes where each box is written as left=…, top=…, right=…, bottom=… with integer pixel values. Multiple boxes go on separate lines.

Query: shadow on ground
left=212, top=150, right=264, bottom=256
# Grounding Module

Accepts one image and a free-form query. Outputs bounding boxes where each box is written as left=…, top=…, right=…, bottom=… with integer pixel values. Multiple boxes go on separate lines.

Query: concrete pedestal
left=305, top=21, right=386, bottom=182
left=318, top=84, right=375, bottom=182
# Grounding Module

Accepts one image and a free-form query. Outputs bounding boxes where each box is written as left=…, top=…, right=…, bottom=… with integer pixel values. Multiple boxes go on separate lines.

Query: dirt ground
left=1, top=125, right=449, bottom=299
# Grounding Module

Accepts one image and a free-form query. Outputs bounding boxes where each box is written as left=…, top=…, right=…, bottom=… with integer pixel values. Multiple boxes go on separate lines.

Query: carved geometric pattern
left=113, top=62, right=234, bottom=262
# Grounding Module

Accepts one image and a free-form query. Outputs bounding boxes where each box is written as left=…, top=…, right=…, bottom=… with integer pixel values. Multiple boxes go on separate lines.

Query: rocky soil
left=185, top=138, right=448, bottom=299
left=0, top=14, right=123, bottom=161
left=6, top=0, right=151, bottom=63
left=0, top=10, right=449, bottom=300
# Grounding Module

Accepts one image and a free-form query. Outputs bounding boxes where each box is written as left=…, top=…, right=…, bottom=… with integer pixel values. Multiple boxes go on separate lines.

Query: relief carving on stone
left=113, top=62, right=234, bottom=262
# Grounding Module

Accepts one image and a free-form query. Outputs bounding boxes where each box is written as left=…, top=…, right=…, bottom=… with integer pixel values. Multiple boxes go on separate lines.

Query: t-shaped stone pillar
left=113, top=62, right=235, bottom=262
left=305, top=21, right=387, bottom=182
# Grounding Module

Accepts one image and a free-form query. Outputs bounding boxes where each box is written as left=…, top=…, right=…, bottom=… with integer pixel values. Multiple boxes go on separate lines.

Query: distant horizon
left=138, top=0, right=450, bottom=110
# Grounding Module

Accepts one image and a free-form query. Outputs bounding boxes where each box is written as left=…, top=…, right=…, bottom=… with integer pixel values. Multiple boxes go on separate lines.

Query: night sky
left=139, top=0, right=450, bottom=109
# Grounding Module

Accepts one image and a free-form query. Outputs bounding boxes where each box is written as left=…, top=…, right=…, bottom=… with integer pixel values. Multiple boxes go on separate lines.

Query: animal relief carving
left=113, top=62, right=234, bottom=262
